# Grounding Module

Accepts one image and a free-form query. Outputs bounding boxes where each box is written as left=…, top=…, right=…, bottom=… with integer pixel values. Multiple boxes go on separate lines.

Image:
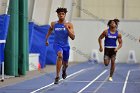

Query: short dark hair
left=107, top=19, right=120, bottom=27
left=56, top=7, right=68, bottom=14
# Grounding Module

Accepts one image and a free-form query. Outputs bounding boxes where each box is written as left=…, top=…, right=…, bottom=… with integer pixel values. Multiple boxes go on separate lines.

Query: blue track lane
left=0, top=62, right=140, bottom=93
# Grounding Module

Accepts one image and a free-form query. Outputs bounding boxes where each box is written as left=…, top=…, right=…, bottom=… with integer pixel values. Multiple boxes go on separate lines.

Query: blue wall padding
left=0, top=14, right=10, bottom=64
left=29, top=22, right=57, bottom=68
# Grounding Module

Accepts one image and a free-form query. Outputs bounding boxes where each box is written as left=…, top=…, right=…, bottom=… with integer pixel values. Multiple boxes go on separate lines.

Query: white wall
left=0, top=0, right=9, bottom=14
left=72, top=0, right=140, bottom=20
left=30, top=0, right=73, bottom=24
left=32, top=0, right=52, bottom=25
left=48, top=0, right=64, bottom=23
left=81, top=0, right=123, bottom=19
left=125, top=0, right=140, bottom=20
left=71, top=19, right=140, bottom=63
left=28, top=0, right=34, bottom=21
left=1, top=0, right=139, bottom=63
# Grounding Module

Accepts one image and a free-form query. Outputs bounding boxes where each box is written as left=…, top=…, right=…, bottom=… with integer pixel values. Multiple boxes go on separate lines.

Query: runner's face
left=57, top=12, right=66, bottom=20
left=110, top=21, right=117, bottom=28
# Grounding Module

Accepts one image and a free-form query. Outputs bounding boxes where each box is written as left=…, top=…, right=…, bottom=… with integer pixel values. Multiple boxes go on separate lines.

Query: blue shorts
left=53, top=44, right=70, bottom=62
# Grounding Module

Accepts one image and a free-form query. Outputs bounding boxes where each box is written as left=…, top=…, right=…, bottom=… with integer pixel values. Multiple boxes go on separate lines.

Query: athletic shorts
left=104, top=48, right=116, bottom=59
left=53, top=44, right=70, bottom=62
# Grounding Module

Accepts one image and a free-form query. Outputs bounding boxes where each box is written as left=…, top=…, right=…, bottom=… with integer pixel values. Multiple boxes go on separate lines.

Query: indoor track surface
left=0, top=62, right=140, bottom=93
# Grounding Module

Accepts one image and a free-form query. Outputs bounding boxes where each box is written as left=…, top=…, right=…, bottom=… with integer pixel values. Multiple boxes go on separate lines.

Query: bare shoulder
left=118, top=32, right=122, bottom=38
left=49, top=21, right=56, bottom=30
left=50, top=21, right=55, bottom=27
left=67, top=22, right=73, bottom=26
left=104, top=29, right=108, bottom=33
left=102, top=29, right=108, bottom=35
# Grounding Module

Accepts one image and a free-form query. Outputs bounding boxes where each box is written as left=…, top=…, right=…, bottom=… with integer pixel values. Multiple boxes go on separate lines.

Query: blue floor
left=0, top=62, right=140, bottom=93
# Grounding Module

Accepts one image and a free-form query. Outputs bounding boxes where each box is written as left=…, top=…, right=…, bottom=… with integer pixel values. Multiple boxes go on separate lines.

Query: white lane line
left=95, top=81, right=140, bottom=84
left=30, top=69, right=86, bottom=93
left=65, top=66, right=97, bottom=81
left=66, top=81, right=91, bottom=83
left=122, top=69, right=140, bottom=93
left=122, top=70, right=130, bottom=93
left=65, top=80, right=140, bottom=84
left=130, top=69, right=140, bottom=72
left=77, top=70, right=108, bottom=93
left=93, top=76, right=108, bottom=93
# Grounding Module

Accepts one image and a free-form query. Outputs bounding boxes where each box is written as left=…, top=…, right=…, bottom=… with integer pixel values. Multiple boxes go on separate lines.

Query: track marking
left=31, top=66, right=98, bottom=93
left=93, top=76, right=108, bottom=93
left=122, top=70, right=130, bottom=93
left=30, top=69, right=86, bottom=93
left=66, top=81, right=91, bottom=83
left=122, top=69, right=140, bottom=93
left=77, top=70, right=107, bottom=93
left=65, top=80, right=140, bottom=84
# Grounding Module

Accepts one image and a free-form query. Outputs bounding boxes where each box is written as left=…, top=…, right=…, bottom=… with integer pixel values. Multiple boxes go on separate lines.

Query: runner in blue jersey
left=98, top=19, right=122, bottom=81
left=46, top=8, right=75, bottom=84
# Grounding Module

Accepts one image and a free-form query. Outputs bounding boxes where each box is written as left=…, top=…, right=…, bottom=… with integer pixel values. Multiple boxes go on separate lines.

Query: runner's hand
left=114, top=48, right=118, bottom=52
left=99, top=47, right=103, bottom=52
left=46, top=41, right=49, bottom=46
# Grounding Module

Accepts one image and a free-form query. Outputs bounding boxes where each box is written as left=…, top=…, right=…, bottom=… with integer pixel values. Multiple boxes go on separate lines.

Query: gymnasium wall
left=28, top=0, right=34, bottom=21
left=0, top=0, right=140, bottom=63
left=72, top=0, right=140, bottom=20
left=0, top=0, right=9, bottom=14
left=71, top=19, right=140, bottom=63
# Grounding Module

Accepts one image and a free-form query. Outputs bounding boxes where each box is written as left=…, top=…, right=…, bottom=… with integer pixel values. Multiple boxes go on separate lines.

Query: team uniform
left=53, top=21, right=70, bottom=62
left=104, top=29, right=118, bottom=59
